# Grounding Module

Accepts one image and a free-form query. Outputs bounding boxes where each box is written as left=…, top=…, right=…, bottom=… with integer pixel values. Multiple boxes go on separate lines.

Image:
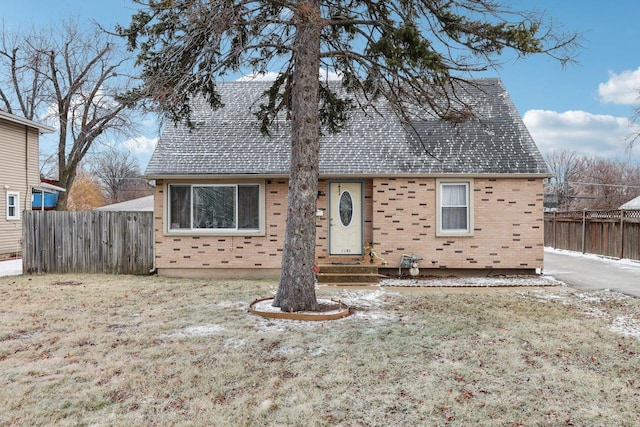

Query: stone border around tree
left=248, top=297, right=352, bottom=321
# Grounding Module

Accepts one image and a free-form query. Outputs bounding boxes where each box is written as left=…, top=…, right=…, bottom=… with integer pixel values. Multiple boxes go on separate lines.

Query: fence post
left=581, top=209, right=586, bottom=254
left=553, top=211, right=557, bottom=249
left=620, top=210, right=625, bottom=259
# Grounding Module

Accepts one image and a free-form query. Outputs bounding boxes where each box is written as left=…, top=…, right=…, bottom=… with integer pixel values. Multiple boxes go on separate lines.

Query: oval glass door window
left=339, top=191, right=353, bottom=226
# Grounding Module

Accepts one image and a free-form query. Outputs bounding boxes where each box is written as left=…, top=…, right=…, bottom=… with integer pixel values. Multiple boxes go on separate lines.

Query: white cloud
left=140, top=116, right=158, bottom=128
left=523, top=109, right=640, bottom=160
left=598, top=67, right=640, bottom=105
left=120, top=135, right=158, bottom=155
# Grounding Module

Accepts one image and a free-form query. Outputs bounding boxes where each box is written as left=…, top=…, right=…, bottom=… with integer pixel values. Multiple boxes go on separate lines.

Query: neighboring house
left=32, top=180, right=66, bottom=211
left=620, top=195, right=640, bottom=210
left=145, top=79, right=550, bottom=279
left=95, top=195, right=154, bottom=212
left=0, top=110, right=55, bottom=257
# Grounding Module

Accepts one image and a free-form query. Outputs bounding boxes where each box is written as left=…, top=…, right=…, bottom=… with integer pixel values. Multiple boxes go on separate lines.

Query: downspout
left=149, top=183, right=159, bottom=275
left=25, top=126, right=29, bottom=214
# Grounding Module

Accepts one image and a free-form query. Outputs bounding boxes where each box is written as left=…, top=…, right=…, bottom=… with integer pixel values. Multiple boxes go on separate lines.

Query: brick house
left=145, top=78, right=550, bottom=279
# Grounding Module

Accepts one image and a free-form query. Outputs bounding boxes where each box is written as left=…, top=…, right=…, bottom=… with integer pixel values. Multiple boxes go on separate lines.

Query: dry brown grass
left=1, top=274, right=639, bottom=426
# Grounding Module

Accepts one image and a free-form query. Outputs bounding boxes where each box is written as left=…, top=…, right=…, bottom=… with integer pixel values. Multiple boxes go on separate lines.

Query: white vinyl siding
left=1, top=116, right=44, bottom=256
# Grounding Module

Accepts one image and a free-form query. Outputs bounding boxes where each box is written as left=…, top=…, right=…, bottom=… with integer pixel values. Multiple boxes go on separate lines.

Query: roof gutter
left=0, top=110, right=56, bottom=134
left=145, top=172, right=553, bottom=180
left=32, top=182, right=67, bottom=193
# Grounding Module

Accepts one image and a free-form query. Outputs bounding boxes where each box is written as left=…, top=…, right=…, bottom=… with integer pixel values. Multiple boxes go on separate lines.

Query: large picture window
left=168, top=183, right=262, bottom=233
left=436, top=180, right=473, bottom=236
left=7, top=192, right=19, bottom=220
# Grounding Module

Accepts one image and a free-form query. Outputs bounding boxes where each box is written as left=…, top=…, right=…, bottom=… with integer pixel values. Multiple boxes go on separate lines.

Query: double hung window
left=436, top=180, right=473, bottom=236
left=168, top=183, right=262, bottom=233
left=7, top=192, right=19, bottom=220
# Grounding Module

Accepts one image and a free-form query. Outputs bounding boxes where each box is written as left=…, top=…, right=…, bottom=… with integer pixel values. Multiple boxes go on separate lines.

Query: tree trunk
left=272, top=0, right=321, bottom=312
left=55, top=168, right=75, bottom=211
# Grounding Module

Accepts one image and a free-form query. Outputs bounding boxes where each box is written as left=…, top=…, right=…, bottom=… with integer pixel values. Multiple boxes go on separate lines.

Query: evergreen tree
left=119, top=0, right=578, bottom=312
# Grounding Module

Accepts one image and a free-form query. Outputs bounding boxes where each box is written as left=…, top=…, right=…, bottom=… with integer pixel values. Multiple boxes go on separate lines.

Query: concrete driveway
left=544, top=248, right=640, bottom=298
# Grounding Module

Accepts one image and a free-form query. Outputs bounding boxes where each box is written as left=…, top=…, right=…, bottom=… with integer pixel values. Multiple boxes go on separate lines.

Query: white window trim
left=7, top=191, right=20, bottom=220
left=165, top=181, right=266, bottom=236
left=435, top=179, right=474, bottom=237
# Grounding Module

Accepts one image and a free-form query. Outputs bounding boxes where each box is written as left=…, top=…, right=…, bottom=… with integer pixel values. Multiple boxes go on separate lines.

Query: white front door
left=329, top=182, right=363, bottom=255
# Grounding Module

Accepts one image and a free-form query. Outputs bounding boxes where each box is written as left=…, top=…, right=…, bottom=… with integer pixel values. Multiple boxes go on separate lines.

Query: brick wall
left=372, top=177, right=544, bottom=270
left=153, top=176, right=544, bottom=277
left=153, top=179, right=288, bottom=276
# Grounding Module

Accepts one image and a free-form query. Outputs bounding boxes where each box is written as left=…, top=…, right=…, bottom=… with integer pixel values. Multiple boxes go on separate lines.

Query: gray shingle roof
left=95, top=195, right=154, bottom=211
left=145, top=78, right=549, bottom=177
left=621, top=195, right=640, bottom=210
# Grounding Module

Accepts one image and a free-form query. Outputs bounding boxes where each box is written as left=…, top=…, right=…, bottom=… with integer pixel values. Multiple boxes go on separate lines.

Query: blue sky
left=3, top=0, right=640, bottom=167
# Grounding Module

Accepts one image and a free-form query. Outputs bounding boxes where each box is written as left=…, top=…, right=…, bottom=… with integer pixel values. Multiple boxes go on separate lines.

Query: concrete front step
left=317, top=263, right=379, bottom=286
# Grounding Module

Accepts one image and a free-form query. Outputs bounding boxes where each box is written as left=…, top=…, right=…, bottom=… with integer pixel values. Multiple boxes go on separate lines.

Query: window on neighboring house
left=7, top=192, right=19, bottom=220
left=436, top=180, right=473, bottom=236
left=168, top=183, right=263, bottom=234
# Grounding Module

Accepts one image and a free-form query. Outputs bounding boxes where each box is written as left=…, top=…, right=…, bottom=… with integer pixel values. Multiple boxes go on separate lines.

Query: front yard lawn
left=1, top=274, right=639, bottom=426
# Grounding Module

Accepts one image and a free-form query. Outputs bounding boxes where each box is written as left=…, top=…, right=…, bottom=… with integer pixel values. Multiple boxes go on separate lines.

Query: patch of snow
left=337, top=289, right=398, bottom=322
left=518, top=291, right=565, bottom=302
left=223, top=337, right=246, bottom=349
left=251, top=299, right=288, bottom=313
left=353, top=310, right=397, bottom=322
left=257, top=399, right=275, bottom=413
left=308, top=346, right=328, bottom=356
left=338, top=289, right=391, bottom=307
left=218, top=300, right=248, bottom=311
left=611, top=316, right=640, bottom=339
left=257, top=322, right=290, bottom=332
left=519, top=288, right=640, bottom=340
left=273, top=345, right=300, bottom=355
left=163, top=324, right=226, bottom=339
left=573, top=292, right=607, bottom=303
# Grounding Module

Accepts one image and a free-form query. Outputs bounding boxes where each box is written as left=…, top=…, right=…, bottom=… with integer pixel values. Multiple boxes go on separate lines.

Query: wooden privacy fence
left=22, top=211, right=154, bottom=275
left=544, top=209, right=640, bottom=261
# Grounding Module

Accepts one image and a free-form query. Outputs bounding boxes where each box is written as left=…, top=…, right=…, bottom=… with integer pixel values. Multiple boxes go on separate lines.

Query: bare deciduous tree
left=0, top=20, right=137, bottom=210
left=544, top=149, right=585, bottom=210
left=631, top=100, right=640, bottom=151
left=120, top=0, right=579, bottom=311
left=571, top=157, right=640, bottom=210
left=0, top=29, right=48, bottom=120
left=93, top=147, right=152, bottom=204
left=546, top=151, right=640, bottom=210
